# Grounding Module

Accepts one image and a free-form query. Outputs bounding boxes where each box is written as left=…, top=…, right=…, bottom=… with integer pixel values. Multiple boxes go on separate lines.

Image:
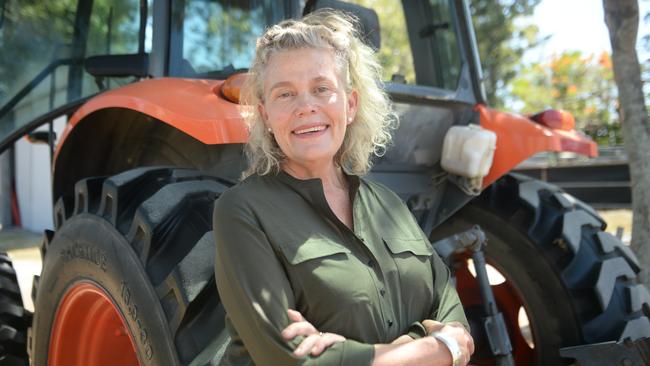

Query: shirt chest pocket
left=383, top=237, right=435, bottom=288
left=277, top=238, right=354, bottom=286
left=384, top=237, right=434, bottom=257
left=278, top=238, right=351, bottom=265
left=277, top=239, right=372, bottom=306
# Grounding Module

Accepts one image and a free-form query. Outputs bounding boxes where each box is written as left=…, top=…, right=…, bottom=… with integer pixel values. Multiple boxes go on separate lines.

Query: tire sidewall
left=31, top=214, right=179, bottom=366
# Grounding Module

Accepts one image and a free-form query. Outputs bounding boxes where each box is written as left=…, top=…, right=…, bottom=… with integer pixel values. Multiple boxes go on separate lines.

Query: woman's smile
left=292, top=124, right=329, bottom=138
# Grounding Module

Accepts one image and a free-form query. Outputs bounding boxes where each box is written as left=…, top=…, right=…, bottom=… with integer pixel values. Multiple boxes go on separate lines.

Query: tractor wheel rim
left=48, top=282, right=140, bottom=366
left=456, top=257, right=536, bottom=366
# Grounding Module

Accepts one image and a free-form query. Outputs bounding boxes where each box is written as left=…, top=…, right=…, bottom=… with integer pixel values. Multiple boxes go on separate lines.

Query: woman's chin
left=286, top=149, right=339, bottom=167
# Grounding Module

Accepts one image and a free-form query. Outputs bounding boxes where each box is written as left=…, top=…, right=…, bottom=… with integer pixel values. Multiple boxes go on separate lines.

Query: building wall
left=14, top=116, right=67, bottom=233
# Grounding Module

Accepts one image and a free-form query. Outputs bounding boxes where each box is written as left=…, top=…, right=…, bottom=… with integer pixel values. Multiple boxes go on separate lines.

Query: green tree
left=348, top=0, right=415, bottom=83
left=470, top=0, right=545, bottom=108
left=510, top=51, right=621, bottom=145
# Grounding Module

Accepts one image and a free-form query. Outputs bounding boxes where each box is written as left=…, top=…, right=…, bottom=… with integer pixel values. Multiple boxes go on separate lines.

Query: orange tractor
left=0, top=0, right=647, bottom=365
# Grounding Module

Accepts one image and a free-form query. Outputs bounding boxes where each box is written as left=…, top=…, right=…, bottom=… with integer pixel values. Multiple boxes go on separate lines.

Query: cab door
left=0, top=0, right=149, bottom=153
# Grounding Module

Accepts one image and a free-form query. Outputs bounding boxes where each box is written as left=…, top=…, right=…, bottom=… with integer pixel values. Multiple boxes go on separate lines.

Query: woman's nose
left=294, top=93, right=317, bottom=117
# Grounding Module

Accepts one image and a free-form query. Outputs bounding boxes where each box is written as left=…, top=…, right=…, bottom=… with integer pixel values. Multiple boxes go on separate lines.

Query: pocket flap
left=279, top=238, right=351, bottom=264
left=384, top=237, right=434, bottom=256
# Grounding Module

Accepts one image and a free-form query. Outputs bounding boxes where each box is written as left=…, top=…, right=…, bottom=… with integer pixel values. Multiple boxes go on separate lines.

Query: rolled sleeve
left=213, top=191, right=375, bottom=365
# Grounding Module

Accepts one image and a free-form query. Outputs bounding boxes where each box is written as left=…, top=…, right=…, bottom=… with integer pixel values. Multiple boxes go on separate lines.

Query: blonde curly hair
left=240, top=9, right=396, bottom=178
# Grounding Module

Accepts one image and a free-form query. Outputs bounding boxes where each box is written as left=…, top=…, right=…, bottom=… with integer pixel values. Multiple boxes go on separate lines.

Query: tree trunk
left=603, top=0, right=650, bottom=289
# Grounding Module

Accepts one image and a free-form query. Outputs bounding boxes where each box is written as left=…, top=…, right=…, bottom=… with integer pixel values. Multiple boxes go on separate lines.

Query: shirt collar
left=273, top=169, right=362, bottom=234
left=275, top=169, right=361, bottom=199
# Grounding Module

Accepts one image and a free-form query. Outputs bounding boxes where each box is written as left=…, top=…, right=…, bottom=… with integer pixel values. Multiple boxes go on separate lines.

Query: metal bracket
left=560, top=337, right=650, bottom=366
left=432, top=225, right=485, bottom=265
left=432, top=226, right=515, bottom=366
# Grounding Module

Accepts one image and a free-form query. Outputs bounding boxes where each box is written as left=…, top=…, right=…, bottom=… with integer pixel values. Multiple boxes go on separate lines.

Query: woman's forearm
left=372, top=336, right=452, bottom=366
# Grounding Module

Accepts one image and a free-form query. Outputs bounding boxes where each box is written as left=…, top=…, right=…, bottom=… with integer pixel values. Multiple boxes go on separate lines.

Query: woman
left=213, top=10, right=474, bottom=366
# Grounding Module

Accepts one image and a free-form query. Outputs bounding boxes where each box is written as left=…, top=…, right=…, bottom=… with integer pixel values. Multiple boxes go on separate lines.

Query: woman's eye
left=276, top=92, right=292, bottom=100
left=315, top=86, right=329, bottom=94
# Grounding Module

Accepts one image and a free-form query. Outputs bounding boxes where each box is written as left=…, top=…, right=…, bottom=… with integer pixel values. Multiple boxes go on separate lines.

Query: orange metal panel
left=478, top=104, right=598, bottom=188
left=56, top=78, right=249, bottom=162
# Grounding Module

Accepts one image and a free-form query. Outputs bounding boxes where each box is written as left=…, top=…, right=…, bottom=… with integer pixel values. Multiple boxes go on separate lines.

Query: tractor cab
left=0, top=0, right=483, bottom=153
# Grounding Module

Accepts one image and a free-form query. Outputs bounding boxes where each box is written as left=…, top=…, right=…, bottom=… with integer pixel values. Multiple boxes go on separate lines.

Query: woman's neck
left=282, top=161, right=347, bottom=191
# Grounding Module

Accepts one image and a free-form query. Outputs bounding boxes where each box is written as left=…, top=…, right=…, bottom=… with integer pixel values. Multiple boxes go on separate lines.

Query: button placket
left=364, top=252, right=396, bottom=340
left=353, top=188, right=399, bottom=340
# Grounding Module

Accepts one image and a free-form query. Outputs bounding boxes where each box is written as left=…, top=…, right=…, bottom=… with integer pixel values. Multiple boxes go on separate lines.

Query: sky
left=527, top=0, right=650, bottom=63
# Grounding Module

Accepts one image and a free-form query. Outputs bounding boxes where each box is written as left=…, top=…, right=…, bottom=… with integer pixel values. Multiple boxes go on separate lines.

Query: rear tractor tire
left=434, top=173, right=650, bottom=365
left=29, top=167, right=231, bottom=366
left=0, top=253, right=32, bottom=366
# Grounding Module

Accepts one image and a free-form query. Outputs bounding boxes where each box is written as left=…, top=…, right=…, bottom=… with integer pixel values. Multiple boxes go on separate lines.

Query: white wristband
left=430, top=331, right=462, bottom=366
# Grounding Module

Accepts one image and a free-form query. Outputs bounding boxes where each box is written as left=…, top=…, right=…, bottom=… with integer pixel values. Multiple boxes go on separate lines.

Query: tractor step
left=559, top=337, right=650, bottom=365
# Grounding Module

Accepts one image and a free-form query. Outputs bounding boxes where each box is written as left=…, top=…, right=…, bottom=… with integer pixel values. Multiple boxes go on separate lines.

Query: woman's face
left=259, top=47, right=358, bottom=172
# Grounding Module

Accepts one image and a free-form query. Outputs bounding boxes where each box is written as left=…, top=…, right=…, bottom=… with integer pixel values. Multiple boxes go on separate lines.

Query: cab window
left=171, top=0, right=288, bottom=77
left=347, top=0, right=462, bottom=90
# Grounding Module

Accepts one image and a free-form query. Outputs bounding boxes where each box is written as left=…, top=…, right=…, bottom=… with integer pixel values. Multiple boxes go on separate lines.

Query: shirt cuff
left=406, top=321, right=428, bottom=340
left=340, top=339, right=375, bottom=366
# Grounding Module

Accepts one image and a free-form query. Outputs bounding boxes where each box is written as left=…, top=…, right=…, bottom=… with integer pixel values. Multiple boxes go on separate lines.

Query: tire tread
left=486, top=174, right=650, bottom=343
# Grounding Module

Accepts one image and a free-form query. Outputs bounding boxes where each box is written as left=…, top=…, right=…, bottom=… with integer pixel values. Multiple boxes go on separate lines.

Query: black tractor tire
left=30, top=167, right=230, bottom=366
left=432, top=173, right=650, bottom=365
left=0, top=253, right=31, bottom=366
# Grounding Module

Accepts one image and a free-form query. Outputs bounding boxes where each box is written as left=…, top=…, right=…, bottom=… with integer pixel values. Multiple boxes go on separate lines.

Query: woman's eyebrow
left=268, top=81, right=293, bottom=93
left=268, top=76, right=334, bottom=93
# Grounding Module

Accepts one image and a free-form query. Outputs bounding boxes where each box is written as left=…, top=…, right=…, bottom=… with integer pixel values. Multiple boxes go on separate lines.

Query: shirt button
left=380, top=289, right=386, bottom=297
left=387, top=320, right=393, bottom=327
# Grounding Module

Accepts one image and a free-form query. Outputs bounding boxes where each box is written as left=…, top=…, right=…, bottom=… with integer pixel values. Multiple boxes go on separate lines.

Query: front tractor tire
left=30, top=167, right=230, bottom=366
left=434, top=173, right=650, bottom=365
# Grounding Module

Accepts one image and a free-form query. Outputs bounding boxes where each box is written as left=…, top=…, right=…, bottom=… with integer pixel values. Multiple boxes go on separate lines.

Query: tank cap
left=220, top=73, right=248, bottom=104
left=530, top=109, right=575, bottom=131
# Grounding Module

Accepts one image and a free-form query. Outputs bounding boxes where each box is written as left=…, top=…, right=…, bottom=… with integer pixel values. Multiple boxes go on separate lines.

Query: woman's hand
left=423, top=320, right=474, bottom=365
left=281, top=309, right=346, bottom=358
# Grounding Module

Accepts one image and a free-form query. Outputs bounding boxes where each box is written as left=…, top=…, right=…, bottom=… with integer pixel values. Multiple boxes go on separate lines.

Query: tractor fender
left=55, top=78, right=249, bottom=163
left=477, top=104, right=598, bottom=188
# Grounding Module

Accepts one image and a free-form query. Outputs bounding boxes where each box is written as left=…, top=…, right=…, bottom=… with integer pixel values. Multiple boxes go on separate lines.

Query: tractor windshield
left=0, top=0, right=149, bottom=149
left=168, top=0, right=288, bottom=78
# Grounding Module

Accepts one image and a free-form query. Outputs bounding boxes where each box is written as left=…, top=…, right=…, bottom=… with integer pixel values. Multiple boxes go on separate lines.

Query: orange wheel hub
left=48, top=282, right=140, bottom=366
left=455, top=257, right=535, bottom=366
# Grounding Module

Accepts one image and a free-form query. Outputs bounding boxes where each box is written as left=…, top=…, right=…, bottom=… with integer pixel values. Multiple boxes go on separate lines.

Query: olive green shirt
left=213, top=171, right=468, bottom=366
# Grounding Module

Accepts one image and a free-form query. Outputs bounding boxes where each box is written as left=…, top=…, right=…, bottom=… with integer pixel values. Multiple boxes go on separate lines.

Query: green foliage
left=348, top=0, right=415, bottom=83
left=470, top=0, right=544, bottom=108
left=511, top=51, right=622, bottom=146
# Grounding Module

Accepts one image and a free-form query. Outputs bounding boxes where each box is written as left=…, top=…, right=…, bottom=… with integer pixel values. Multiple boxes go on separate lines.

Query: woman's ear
left=347, top=89, right=359, bottom=124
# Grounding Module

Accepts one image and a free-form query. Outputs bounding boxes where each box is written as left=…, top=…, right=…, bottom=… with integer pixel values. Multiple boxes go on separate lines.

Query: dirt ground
left=597, top=209, right=633, bottom=244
